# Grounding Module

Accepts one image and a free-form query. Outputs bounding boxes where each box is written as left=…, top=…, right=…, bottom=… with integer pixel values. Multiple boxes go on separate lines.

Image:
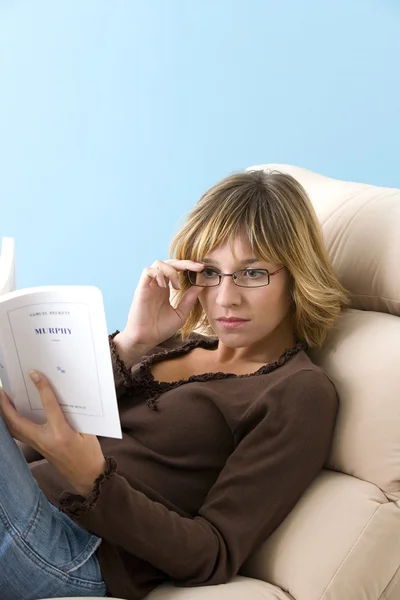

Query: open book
left=0, top=285, right=122, bottom=438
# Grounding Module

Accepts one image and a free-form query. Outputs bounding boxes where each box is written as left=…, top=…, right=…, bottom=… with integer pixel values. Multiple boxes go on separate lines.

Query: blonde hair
left=170, top=170, right=348, bottom=347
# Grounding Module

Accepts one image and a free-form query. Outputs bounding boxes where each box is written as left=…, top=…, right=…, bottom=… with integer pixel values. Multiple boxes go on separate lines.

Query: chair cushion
left=309, top=309, right=400, bottom=498
left=146, top=576, right=292, bottom=599
left=242, top=470, right=400, bottom=600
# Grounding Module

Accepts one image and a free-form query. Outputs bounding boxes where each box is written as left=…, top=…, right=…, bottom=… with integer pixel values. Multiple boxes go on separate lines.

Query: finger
left=0, top=387, right=15, bottom=414
left=157, top=273, right=168, bottom=289
left=151, top=260, right=182, bottom=290
left=174, top=285, right=204, bottom=323
left=152, top=260, right=206, bottom=290
left=140, top=267, right=167, bottom=289
left=0, top=388, right=37, bottom=441
left=29, top=371, right=66, bottom=426
left=151, top=269, right=167, bottom=288
left=163, top=259, right=205, bottom=272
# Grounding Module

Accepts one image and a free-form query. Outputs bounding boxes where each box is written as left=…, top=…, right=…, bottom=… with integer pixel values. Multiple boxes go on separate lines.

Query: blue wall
left=1, top=0, right=399, bottom=331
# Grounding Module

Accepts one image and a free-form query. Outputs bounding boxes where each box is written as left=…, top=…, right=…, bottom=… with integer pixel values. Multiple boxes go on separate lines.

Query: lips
left=216, top=317, right=250, bottom=329
left=217, top=317, right=249, bottom=322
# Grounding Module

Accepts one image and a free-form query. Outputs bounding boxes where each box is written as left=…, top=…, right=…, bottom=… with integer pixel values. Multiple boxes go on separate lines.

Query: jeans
left=0, top=413, right=107, bottom=600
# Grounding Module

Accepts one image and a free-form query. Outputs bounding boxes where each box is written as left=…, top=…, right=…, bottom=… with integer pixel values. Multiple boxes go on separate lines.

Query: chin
left=217, top=331, right=256, bottom=348
left=216, top=323, right=285, bottom=348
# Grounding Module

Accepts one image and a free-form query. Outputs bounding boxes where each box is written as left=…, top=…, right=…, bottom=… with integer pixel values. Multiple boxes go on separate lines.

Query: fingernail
left=30, top=371, right=40, bottom=382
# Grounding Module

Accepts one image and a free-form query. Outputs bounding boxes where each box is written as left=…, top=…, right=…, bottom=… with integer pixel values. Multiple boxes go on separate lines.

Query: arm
left=111, top=331, right=153, bottom=371
left=109, top=330, right=144, bottom=400
left=109, top=330, right=167, bottom=401
left=110, top=330, right=198, bottom=400
left=109, top=258, right=205, bottom=400
left=59, top=369, right=338, bottom=586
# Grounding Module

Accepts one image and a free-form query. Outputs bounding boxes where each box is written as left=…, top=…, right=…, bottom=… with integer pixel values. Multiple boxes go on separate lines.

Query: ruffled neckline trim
left=132, top=336, right=307, bottom=410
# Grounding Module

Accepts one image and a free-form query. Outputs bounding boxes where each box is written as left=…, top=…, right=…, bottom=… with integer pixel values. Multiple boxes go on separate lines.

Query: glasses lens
left=235, top=269, right=269, bottom=287
left=189, top=269, right=220, bottom=287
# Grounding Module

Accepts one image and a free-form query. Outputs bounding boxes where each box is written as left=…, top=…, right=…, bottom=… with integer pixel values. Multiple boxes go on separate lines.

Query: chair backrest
left=241, top=165, right=400, bottom=600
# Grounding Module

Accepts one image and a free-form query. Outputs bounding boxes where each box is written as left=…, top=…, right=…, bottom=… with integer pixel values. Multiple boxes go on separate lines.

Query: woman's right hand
left=116, top=259, right=205, bottom=358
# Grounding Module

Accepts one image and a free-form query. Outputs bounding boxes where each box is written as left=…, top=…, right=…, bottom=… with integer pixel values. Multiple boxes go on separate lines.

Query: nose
left=215, top=275, right=242, bottom=308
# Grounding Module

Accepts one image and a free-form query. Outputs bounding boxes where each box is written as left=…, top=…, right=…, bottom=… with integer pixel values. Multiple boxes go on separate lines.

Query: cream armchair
left=42, top=165, right=400, bottom=600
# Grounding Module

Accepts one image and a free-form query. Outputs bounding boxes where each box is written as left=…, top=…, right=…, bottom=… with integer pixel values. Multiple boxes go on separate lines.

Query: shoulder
left=247, top=351, right=339, bottom=429
left=234, top=353, right=338, bottom=465
left=269, top=349, right=336, bottom=398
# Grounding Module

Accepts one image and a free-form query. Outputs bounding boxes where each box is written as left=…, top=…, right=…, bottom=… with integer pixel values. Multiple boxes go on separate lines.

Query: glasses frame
left=187, top=266, right=286, bottom=288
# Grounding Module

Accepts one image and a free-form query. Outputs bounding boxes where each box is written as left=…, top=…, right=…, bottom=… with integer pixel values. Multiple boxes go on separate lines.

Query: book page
left=9, top=302, right=104, bottom=417
left=0, top=287, right=121, bottom=438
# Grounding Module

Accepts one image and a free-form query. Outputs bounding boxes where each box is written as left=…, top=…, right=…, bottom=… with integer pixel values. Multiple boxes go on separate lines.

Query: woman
left=0, top=170, right=347, bottom=600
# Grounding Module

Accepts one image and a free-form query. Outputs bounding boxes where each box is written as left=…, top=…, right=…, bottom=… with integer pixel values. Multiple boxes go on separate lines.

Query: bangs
left=175, top=198, right=282, bottom=266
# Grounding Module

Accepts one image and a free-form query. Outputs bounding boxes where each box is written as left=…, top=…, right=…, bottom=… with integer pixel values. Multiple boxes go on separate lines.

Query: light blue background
left=0, top=0, right=399, bottom=331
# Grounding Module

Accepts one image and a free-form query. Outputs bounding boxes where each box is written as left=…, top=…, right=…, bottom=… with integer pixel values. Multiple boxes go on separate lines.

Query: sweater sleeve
left=108, top=331, right=179, bottom=400
left=60, top=368, right=338, bottom=586
left=109, top=331, right=206, bottom=400
left=108, top=331, right=135, bottom=400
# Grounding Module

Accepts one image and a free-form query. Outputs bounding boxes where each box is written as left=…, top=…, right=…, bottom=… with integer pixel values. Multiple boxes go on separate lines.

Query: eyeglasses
left=187, top=267, right=286, bottom=288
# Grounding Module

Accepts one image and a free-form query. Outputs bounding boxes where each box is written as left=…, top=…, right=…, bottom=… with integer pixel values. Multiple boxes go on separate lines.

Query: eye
left=202, top=268, right=219, bottom=279
left=243, top=269, right=266, bottom=279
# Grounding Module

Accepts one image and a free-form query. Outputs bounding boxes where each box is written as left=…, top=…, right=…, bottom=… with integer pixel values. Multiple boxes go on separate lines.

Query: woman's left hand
left=0, top=371, right=106, bottom=497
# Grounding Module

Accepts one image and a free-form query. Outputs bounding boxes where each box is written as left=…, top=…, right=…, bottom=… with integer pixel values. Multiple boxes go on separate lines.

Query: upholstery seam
left=320, top=503, right=381, bottom=599
left=379, top=563, right=400, bottom=600
left=351, top=293, right=400, bottom=304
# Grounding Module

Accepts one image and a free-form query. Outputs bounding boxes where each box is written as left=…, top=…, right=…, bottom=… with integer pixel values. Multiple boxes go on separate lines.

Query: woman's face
left=197, top=232, right=295, bottom=350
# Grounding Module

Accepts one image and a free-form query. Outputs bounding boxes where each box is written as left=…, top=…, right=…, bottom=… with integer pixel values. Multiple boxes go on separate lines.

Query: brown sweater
left=30, top=334, right=338, bottom=600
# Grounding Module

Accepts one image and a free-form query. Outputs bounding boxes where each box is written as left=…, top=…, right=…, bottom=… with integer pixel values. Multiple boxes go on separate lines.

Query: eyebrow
left=201, top=257, right=261, bottom=266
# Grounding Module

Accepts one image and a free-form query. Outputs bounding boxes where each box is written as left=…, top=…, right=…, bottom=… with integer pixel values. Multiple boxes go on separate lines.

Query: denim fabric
left=0, top=413, right=107, bottom=600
